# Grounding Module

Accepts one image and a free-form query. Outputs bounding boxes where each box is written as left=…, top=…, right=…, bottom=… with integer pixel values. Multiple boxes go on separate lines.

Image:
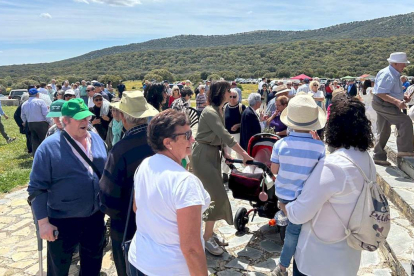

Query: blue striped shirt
left=270, top=132, right=325, bottom=200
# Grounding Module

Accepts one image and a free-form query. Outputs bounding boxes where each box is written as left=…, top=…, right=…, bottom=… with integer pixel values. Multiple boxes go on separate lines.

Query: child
left=270, top=94, right=326, bottom=276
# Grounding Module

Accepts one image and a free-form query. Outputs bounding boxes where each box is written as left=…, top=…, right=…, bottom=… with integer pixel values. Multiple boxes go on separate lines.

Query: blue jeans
left=325, top=96, right=332, bottom=110
left=128, top=262, right=147, bottom=276
left=279, top=198, right=302, bottom=268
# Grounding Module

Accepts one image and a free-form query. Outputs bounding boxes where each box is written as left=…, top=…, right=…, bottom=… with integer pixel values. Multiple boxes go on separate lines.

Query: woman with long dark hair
left=192, top=81, right=253, bottom=256
left=144, top=83, right=168, bottom=112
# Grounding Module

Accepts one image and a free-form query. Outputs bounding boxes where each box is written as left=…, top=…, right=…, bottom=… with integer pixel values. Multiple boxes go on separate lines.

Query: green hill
left=65, top=12, right=414, bottom=62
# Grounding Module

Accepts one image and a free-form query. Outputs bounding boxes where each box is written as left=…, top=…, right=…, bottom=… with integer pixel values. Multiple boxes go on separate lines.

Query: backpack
left=311, top=153, right=390, bottom=251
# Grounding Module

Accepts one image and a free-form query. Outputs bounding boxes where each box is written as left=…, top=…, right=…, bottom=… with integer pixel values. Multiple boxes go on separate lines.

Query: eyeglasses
left=86, top=89, right=93, bottom=92
left=229, top=96, right=237, bottom=99
left=171, top=130, right=192, bottom=140
left=94, top=98, right=103, bottom=102
left=65, top=95, right=74, bottom=97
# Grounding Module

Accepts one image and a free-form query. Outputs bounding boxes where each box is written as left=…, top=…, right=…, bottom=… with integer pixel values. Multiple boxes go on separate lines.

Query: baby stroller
left=227, top=133, right=286, bottom=240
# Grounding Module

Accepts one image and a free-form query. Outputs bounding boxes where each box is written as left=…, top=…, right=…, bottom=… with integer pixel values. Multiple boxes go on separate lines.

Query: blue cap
left=93, top=82, right=102, bottom=87
left=29, top=88, right=38, bottom=95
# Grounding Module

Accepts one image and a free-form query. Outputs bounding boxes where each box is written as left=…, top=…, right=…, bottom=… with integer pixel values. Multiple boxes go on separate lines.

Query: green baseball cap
left=61, top=98, right=94, bottom=120
left=46, top=100, right=65, bottom=118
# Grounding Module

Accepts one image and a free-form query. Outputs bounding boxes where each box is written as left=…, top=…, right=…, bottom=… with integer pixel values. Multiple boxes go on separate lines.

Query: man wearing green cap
left=28, top=98, right=108, bottom=276
left=45, top=99, right=98, bottom=138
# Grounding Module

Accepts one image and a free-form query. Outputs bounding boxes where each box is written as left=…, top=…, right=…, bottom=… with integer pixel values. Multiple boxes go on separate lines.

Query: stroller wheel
left=234, top=207, right=248, bottom=232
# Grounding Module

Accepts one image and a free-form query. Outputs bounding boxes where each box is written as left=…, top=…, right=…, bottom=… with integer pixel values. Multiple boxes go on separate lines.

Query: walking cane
left=28, top=194, right=58, bottom=276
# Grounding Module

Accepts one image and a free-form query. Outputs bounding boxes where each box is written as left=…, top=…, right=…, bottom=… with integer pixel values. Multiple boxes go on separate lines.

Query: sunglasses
left=313, top=84, right=319, bottom=87
left=64, top=95, right=73, bottom=97
left=86, top=89, right=93, bottom=92
left=172, top=130, right=192, bottom=140
left=94, top=98, right=103, bottom=102
left=229, top=96, right=237, bottom=99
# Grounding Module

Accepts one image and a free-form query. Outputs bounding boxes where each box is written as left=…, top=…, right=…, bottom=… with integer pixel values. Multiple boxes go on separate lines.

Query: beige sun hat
left=332, top=87, right=345, bottom=99
left=110, top=90, right=159, bottom=118
left=275, top=85, right=290, bottom=96
left=280, top=94, right=326, bottom=131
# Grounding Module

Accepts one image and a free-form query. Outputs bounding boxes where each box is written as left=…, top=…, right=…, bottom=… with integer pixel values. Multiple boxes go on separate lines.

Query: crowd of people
left=0, top=51, right=401, bottom=275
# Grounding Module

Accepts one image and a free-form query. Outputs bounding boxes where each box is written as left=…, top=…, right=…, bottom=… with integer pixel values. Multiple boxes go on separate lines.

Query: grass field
left=0, top=106, right=33, bottom=194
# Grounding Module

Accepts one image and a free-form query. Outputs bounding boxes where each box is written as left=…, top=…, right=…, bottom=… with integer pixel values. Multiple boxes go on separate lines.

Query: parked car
left=9, top=89, right=27, bottom=102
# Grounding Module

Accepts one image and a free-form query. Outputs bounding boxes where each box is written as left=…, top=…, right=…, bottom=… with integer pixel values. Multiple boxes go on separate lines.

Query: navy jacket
left=99, top=126, right=154, bottom=233
left=27, top=131, right=107, bottom=220
left=240, top=106, right=261, bottom=151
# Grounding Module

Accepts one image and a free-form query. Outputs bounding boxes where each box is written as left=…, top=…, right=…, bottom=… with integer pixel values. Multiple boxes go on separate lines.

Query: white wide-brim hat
left=280, top=94, right=326, bottom=131
left=111, top=90, right=159, bottom=119
left=387, top=52, right=410, bottom=64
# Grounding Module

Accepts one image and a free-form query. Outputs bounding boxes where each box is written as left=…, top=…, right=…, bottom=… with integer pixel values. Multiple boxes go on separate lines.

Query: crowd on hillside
left=0, top=52, right=410, bottom=276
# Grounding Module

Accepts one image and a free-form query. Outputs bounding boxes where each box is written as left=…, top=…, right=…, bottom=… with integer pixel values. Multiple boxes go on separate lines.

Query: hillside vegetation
left=65, top=12, right=414, bottom=62
left=1, top=36, right=414, bottom=88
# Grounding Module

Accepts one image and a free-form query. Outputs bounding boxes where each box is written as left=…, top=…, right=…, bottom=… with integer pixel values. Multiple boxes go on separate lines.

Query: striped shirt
left=196, top=93, right=207, bottom=112
left=270, top=132, right=325, bottom=200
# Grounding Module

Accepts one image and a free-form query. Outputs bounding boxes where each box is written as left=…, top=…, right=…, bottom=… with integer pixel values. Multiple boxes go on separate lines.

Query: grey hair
left=21, top=93, right=29, bottom=103
left=248, top=93, right=261, bottom=107
left=286, top=81, right=292, bottom=85
left=60, top=116, right=71, bottom=128
left=198, top=85, right=206, bottom=90
left=230, top=88, right=239, bottom=99
left=121, top=111, right=147, bottom=126
left=401, top=75, right=408, bottom=80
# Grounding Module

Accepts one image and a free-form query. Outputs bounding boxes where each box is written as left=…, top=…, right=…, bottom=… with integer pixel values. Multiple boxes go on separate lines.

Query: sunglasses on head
left=171, top=129, right=192, bottom=140
left=229, top=95, right=237, bottom=99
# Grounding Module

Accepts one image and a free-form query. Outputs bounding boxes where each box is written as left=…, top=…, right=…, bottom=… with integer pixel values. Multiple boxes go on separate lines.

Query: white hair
left=248, top=93, right=261, bottom=107
left=198, top=85, right=206, bottom=90
left=60, top=116, right=71, bottom=128
left=230, top=88, right=239, bottom=99
left=121, top=111, right=147, bottom=126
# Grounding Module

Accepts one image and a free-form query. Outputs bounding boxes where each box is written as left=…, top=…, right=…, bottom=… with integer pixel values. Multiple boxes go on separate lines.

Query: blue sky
left=0, top=0, right=413, bottom=66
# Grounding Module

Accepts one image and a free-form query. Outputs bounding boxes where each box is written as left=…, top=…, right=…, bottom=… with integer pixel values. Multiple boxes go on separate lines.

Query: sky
left=0, top=0, right=413, bottom=66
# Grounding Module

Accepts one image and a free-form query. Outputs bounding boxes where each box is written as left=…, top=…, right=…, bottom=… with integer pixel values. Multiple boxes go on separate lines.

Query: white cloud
left=246, top=11, right=252, bottom=15
left=74, top=0, right=90, bottom=3
left=90, top=0, right=141, bottom=7
left=40, top=13, right=52, bottom=19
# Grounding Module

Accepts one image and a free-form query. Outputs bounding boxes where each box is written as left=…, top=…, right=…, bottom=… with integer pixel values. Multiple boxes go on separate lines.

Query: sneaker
left=205, top=237, right=224, bottom=256
left=397, top=152, right=414, bottom=157
left=373, top=159, right=391, bottom=166
left=213, top=233, right=228, bottom=246
left=270, top=264, right=288, bottom=276
left=7, top=137, right=15, bottom=144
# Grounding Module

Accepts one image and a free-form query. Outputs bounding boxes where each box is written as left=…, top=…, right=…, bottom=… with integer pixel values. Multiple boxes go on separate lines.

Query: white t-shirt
left=128, top=154, right=211, bottom=276
left=38, top=87, right=49, bottom=95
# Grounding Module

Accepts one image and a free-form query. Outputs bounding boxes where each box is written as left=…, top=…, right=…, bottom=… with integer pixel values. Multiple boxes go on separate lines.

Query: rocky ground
left=0, top=185, right=393, bottom=276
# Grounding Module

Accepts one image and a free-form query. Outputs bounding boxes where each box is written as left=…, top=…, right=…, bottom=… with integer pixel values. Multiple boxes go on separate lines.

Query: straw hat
left=275, top=85, right=290, bottom=96
left=110, top=90, right=159, bottom=118
left=280, top=94, right=326, bottom=131
left=332, top=87, right=345, bottom=99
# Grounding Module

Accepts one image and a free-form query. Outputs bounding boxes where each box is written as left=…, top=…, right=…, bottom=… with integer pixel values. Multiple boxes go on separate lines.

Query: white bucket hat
left=280, top=94, right=326, bottom=131
left=387, top=52, right=410, bottom=64
left=110, top=90, right=159, bottom=118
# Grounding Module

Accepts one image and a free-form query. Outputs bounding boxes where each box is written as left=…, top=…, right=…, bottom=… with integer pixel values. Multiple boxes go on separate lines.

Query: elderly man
left=86, top=85, right=97, bottom=108
left=28, top=98, right=107, bottom=276
left=372, top=52, right=414, bottom=166
left=99, top=91, right=158, bottom=276
left=64, top=89, right=76, bottom=101
left=297, top=78, right=310, bottom=93
left=21, top=88, right=50, bottom=155
left=240, top=93, right=262, bottom=150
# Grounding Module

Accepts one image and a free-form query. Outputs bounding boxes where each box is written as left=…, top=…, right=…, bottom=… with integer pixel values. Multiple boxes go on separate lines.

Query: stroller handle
left=225, top=158, right=275, bottom=179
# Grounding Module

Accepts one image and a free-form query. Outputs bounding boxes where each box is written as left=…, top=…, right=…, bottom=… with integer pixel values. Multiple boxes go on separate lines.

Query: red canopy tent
left=291, top=74, right=312, bottom=80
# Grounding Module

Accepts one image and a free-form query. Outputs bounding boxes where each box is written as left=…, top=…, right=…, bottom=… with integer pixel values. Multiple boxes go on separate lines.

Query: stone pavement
left=0, top=187, right=393, bottom=276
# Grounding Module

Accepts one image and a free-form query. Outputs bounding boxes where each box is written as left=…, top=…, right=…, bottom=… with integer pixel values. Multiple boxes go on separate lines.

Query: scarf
left=100, top=99, right=110, bottom=117
left=111, top=119, right=123, bottom=145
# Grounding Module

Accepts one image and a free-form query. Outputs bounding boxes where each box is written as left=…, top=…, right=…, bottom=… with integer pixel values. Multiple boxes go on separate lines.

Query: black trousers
left=25, top=124, right=32, bottom=153
left=111, top=216, right=136, bottom=276
left=293, top=260, right=307, bottom=276
left=28, top=121, right=49, bottom=155
left=47, top=211, right=105, bottom=276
